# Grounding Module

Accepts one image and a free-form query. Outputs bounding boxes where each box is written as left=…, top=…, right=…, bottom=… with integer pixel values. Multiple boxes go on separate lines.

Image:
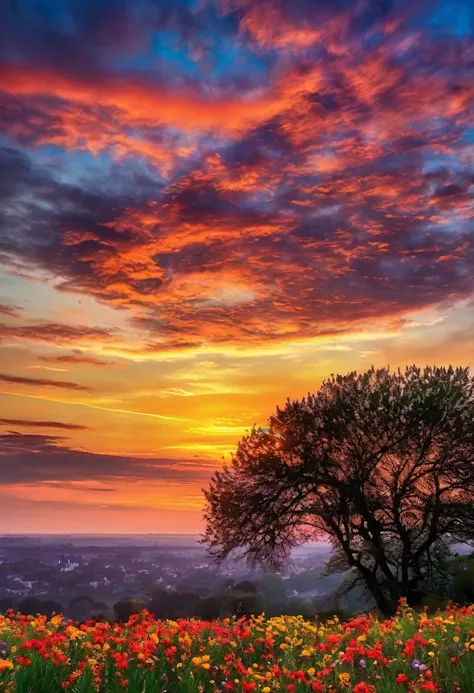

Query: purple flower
left=419, top=664, right=428, bottom=671
left=359, top=659, right=367, bottom=668
left=412, top=659, right=421, bottom=669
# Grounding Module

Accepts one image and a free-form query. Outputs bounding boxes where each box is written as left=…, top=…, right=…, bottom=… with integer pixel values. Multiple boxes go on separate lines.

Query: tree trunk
left=370, top=583, right=395, bottom=616
left=355, top=565, right=396, bottom=616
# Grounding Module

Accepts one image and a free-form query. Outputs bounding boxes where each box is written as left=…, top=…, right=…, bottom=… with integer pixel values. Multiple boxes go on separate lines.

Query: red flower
left=242, top=683, right=256, bottom=693
left=353, top=684, right=373, bottom=693
left=396, top=673, right=408, bottom=684
left=311, top=683, right=324, bottom=692
left=420, top=683, right=438, bottom=692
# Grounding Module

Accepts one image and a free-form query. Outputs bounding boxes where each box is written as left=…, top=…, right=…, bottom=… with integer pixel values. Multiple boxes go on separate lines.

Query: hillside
left=0, top=600, right=473, bottom=692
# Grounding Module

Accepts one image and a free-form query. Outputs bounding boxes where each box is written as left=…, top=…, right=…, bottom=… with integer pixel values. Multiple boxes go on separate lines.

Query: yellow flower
left=202, top=663, right=210, bottom=669
left=357, top=634, right=366, bottom=642
left=453, top=637, right=459, bottom=643
left=428, top=652, right=434, bottom=657
left=103, top=643, right=110, bottom=651
left=263, top=688, right=271, bottom=693
left=307, top=668, right=315, bottom=676
left=192, top=657, right=203, bottom=665
left=202, top=655, right=210, bottom=663
left=339, top=672, right=350, bottom=686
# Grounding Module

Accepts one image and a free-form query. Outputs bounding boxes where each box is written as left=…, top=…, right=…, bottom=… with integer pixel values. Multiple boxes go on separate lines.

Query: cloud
left=0, top=298, right=21, bottom=317
left=0, top=373, right=91, bottom=391
left=38, top=352, right=118, bottom=366
left=0, top=1, right=473, bottom=354
left=0, top=418, right=89, bottom=431
left=0, top=431, right=213, bottom=485
left=0, top=320, right=121, bottom=347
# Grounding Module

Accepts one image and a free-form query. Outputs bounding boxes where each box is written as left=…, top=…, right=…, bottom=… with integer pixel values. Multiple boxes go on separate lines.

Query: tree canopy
left=203, top=365, right=474, bottom=615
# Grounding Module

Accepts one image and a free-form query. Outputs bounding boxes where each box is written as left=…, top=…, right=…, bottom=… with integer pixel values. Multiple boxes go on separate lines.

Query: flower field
left=1, top=601, right=473, bottom=692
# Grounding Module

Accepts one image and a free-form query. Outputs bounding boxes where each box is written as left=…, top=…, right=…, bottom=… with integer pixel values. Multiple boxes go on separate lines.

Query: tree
left=68, top=594, right=95, bottom=621
left=203, top=366, right=474, bottom=616
left=113, top=597, right=146, bottom=623
left=40, top=600, right=63, bottom=618
left=448, top=552, right=474, bottom=604
left=167, top=591, right=202, bottom=619
left=227, top=589, right=265, bottom=618
left=232, top=580, right=259, bottom=594
left=0, top=597, right=16, bottom=613
left=18, top=597, right=41, bottom=616
left=148, top=587, right=168, bottom=619
left=200, top=595, right=230, bottom=620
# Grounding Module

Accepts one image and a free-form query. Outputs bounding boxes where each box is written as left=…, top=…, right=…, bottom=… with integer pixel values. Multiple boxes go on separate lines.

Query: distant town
left=0, top=534, right=355, bottom=621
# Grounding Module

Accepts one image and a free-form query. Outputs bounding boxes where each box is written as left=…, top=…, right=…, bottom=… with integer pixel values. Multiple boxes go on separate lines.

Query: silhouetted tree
left=18, top=597, right=40, bottom=616
left=227, top=590, right=265, bottom=618
left=40, top=600, right=63, bottom=618
left=204, top=366, right=474, bottom=616
left=169, top=591, right=202, bottom=619
left=148, top=587, right=169, bottom=619
left=0, top=597, right=16, bottom=613
left=449, top=552, right=474, bottom=604
left=113, top=597, right=146, bottom=622
left=233, top=580, right=259, bottom=594
left=200, top=595, right=230, bottom=620
left=68, top=594, right=95, bottom=621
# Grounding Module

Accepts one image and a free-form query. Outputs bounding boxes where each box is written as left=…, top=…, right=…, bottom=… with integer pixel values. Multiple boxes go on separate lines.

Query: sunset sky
left=0, top=0, right=473, bottom=534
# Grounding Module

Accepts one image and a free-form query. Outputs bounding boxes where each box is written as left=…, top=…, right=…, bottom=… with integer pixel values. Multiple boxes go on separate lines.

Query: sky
left=0, top=0, right=473, bottom=534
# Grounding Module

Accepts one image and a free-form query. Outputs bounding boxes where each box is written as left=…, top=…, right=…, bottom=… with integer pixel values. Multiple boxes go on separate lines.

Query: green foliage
left=449, top=551, right=474, bottom=604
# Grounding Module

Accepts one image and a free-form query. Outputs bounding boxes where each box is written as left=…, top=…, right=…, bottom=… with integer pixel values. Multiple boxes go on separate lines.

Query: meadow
left=0, top=600, right=473, bottom=692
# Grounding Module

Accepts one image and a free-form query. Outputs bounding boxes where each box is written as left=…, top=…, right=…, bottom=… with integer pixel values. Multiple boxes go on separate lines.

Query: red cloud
left=0, top=1, right=473, bottom=352
left=0, top=63, right=281, bottom=136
